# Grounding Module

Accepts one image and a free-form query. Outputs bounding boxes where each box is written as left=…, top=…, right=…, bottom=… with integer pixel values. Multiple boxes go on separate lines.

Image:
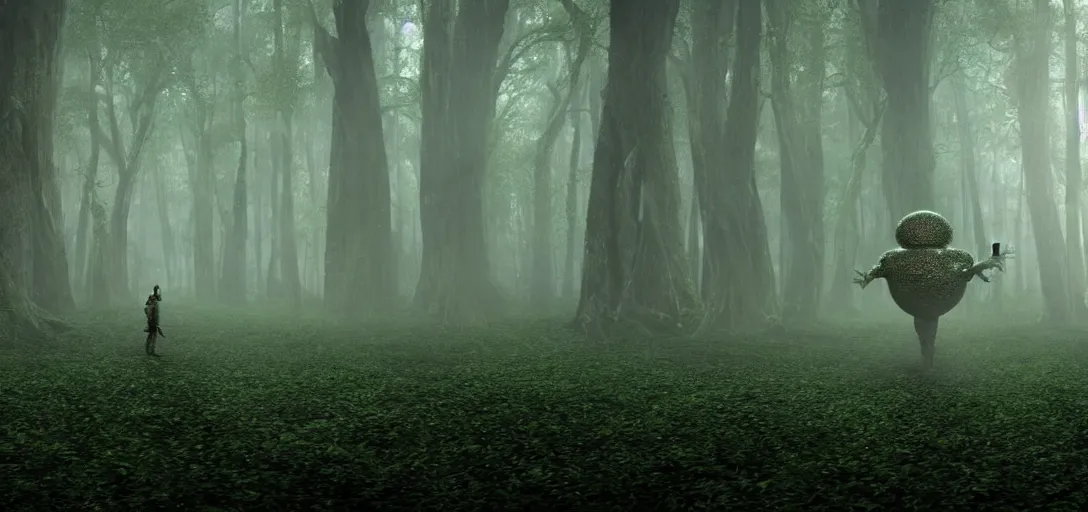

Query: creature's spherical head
left=895, top=210, right=953, bottom=249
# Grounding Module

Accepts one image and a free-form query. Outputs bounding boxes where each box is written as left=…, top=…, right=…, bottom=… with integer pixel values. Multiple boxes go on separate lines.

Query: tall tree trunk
left=861, top=0, right=937, bottom=225
left=265, top=129, right=282, bottom=296
left=696, top=0, right=775, bottom=332
left=951, top=73, right=991, bottom=302
left=0, top=0, right=70, bottom=337
left=153, top=168, right=175, bottom=287
left=415, top=0, right=510, bottom=321
left=562, top=79, right=586, bottom=301
left=74, top=48, right=101, bottom=298
left=1064, top=0, right=1086, bottom=316
left=575, top=0, right=692, bottom=335
left=1013, top=0, right=1072, bottom=322
left=273, top=0, right=301, bottom=306
left=531, top=0, right=594, bottom=309
left=221, top=0, right=249, bottom=302
left=312, top=0, right=394, bottom=316
left=767, top=0, right=826, bottom=323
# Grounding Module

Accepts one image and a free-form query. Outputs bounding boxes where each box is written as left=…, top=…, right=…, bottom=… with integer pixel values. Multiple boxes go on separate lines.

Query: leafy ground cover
left=3, top=306, right=1088, bottom=511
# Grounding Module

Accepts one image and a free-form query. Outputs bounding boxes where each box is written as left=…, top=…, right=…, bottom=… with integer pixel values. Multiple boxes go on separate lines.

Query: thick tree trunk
left=74, top=49, right=101, bottom=298
left=272, top=0, right=301, bottom=306
left=574, top=0, right=692, bottom=335
left=1012, top=0, right=1072, bottom=322
left=862, top=0, right=937, bottom=224
left=696, top=0, right=775, bottom=332
left=313, top=0, right=394, bottom=316
left=415, top=0, right=509, bottom=321
left=0, top=0, right=69, bottom=338
left=767, top=0, right=826, bottom=323
left=683, top=0, right=735, bottom=305
left=220, top=0, right=249, bottom=303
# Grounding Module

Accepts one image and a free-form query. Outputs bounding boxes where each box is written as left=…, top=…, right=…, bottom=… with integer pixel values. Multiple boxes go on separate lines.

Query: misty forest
left=7, top=0, right=1088, bottom=509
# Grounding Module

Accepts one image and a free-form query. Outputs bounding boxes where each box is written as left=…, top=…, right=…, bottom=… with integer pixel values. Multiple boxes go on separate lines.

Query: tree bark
left=696, top=0, right=776, bottom=332
left=415, top=0, right=510, bottom=321
left=98, top=59, right=163, bottom=301
left=1012, top=0, right=1072, bottom=322
left=562, top=79, right=586, bottom=301
left=1063, top=0, right=1086, bottom=316
left=861, top=0, right=937, bottom=225
left=221, top=0, right=249, bottom=303
left=951, top=73, right=992, bottom=302
left=531, top=0, right=594, bottom=309
left=767, top=0, right=826, bottom=323
left=272, top=0, right=301, bottom=306
left=0, top=0, right=70, bottom=339
left=574, top=0, right=692, bottom=335
left=74, top=48, right=101, bottom=299
left=313, top=0, right=394, bottom=316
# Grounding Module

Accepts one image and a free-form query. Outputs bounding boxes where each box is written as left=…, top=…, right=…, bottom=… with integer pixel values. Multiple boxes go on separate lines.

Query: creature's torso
left=879, top=247, right=974, bottom=319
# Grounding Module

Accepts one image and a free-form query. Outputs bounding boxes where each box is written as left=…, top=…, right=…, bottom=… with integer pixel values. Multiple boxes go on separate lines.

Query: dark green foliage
left=3, top=311, right=1088, bottom=510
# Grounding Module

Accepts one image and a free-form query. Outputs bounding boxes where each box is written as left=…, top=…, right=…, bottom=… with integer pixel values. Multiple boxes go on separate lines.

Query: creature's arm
left=966, top=243, right=1014, bottom=283
left=853, top=258, right=886, bottom=289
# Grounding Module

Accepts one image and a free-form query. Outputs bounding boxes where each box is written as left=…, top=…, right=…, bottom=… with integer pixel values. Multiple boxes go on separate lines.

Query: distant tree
left=220, top=0, right=250, bottom=304
left=767, top=0, right=828, bottom=323
left=1008, top=0, right=1071, bottom=322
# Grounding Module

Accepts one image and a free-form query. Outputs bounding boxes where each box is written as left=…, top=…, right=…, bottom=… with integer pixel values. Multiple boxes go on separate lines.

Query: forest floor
left=3, top=305, right=1088, bottom=511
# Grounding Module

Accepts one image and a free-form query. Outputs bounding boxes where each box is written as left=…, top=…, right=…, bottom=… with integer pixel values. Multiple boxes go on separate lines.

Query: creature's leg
left=146, top=330, right=158, bottom=356
left=914, top=316, right=939, bottom=370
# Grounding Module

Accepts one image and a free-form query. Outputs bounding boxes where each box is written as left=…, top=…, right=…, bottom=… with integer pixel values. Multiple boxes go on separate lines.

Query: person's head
left=153, top=285, right=161, bottom=300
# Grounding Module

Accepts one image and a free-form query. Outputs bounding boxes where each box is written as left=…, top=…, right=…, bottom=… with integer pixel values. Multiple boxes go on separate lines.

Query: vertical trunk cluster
left=100, top=61, right=163, bottom=301
left=74, top=48, right=102, bottom=299
left=272, top=0, right=302, bottom=306
left=313, top=0, right=394, bottom=316
left=951, top=73, right=991, bottom=302
left=1063, top=0, right=1086, bottom=314
left=415, top=0, right=510, bottom=321
left=574, top=0, right=693, bottom=335
left=862, top=0, right=937, bottom=225
left=184, top=87, right=216, bottom=300
left=683, top=0, right=735, bottom=305
left=767, top=0, right=826, bottom=323
left=0, top=0, right=72, bottom=338
left=1012, top=0, right=1072, bottom=322
left=530, top=0, right=595, bottom=309
left=696, top=0, right=776, bottom=332
left=221, top=0, right=249, bottom=303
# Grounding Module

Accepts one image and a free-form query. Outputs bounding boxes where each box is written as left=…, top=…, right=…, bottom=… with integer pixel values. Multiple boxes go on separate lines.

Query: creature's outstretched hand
left=853, top=269, right=873, bottom=289
left=968, top=246, right=1015, bottom=282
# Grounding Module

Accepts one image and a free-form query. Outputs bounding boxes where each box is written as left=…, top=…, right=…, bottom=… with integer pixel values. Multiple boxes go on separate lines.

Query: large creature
left=853, top=210, right=1012, bottom=370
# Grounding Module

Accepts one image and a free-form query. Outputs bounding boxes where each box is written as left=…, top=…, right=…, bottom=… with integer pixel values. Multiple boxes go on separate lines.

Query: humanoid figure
left=144, top=285, right=165, bottom=356
left=853, top=210, right=1012, bottom=370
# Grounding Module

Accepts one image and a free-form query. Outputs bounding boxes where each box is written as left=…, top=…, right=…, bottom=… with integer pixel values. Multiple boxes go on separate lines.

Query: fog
left=3, top=0, right=1088, bottom=509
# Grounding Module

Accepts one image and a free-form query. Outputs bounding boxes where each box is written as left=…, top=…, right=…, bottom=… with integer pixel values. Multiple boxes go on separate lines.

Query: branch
left=307, top=0, right=339, bottom=79
left=492, top=22, right=571, bottom=100
left=102, top=65, right=128, bottom=174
